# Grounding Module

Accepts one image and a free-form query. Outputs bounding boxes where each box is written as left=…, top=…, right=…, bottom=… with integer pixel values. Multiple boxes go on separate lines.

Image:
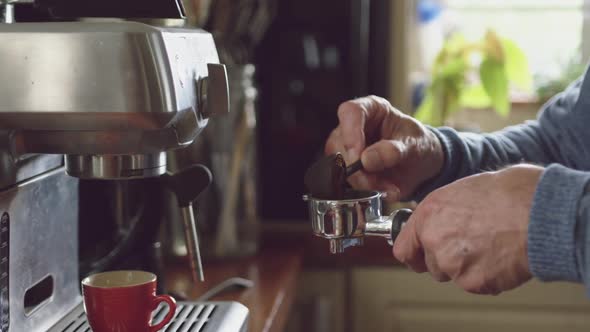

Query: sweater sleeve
left=528, top=165, right=590, bottom=283
left=576, top=184, right=590, bottom=295
left=412, top=77, right=585, bottom=201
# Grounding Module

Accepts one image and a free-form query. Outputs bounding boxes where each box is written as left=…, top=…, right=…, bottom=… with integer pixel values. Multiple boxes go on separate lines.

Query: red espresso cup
left=82, top=270, right=176, bottom=332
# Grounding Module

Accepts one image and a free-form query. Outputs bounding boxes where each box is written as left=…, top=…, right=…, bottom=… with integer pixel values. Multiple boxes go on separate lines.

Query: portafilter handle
left=383, top=208, right=412, bottom=245
left=319, top=209, right=412, bottom=254
left=362, top=208, right=412, bottom=245
left=161, top=165, right=212, bottom=283
left=321, top=208, right=412, bottom=253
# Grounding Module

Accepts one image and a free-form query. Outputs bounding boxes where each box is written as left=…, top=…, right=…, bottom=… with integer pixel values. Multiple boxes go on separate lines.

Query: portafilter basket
left=302, top=190, right=412, bottom=254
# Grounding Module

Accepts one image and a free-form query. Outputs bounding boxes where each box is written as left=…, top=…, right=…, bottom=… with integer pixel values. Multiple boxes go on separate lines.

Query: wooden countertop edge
left=165, top=244, right=302, bottom=332
left=260, top=254, right=301, bottom=332
left=165, top=226, right=399, bottom=332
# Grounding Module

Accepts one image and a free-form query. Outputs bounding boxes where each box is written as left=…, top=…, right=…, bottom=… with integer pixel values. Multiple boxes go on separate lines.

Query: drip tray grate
left=49, top=301, right=248, bottom=332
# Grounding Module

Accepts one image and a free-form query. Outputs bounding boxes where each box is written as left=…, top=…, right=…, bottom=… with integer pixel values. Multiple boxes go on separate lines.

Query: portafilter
left=303, top=153, right=413, bottom=253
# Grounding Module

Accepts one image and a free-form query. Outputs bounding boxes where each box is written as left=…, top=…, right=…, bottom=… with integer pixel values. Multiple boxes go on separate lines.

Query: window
left=445, top=0, right=584, bottom=84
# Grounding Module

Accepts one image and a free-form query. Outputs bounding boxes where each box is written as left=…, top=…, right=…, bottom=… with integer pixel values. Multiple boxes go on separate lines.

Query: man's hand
left=394, top=164, right=544, bottom=295
left=325, top=96, right=444, bottom=201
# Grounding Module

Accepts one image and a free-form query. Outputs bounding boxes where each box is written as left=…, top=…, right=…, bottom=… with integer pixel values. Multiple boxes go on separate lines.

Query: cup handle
left=150, top=295, right=177, bottom=332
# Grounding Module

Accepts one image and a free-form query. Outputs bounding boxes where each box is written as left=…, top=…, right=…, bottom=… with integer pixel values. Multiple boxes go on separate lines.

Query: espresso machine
left=0, top=0, right=248, bottom=331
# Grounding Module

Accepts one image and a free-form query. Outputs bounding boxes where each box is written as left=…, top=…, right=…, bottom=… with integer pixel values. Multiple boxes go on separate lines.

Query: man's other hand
left=393, top=164, right=543, bottom=295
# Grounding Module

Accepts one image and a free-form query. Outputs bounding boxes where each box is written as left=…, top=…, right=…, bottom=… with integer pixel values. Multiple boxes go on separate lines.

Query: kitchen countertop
left=164, top=229, right=398, bottom=332
left=165, top=240, right=303, bottom=332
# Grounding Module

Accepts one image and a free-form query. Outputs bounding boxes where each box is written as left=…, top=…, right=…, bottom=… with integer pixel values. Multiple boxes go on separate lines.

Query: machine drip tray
left=48, top=301, right=249, bottom=332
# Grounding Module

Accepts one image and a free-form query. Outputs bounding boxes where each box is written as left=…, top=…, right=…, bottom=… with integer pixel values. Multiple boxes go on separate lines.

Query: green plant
left=415, top=30, right=532, bottom=126
left=535, top=55, right=586, bottom=103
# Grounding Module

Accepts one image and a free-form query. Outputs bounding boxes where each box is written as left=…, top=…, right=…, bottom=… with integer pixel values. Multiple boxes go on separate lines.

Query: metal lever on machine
left=161, top=165, right=212, bottom=282
left=199, top=63, right=230, bottom=118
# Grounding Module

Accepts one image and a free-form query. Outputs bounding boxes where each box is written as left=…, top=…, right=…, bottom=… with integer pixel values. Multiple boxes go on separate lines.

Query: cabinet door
left=353, top=267, right=590, bottom=332
left=286, top=270, right=347, bottom=332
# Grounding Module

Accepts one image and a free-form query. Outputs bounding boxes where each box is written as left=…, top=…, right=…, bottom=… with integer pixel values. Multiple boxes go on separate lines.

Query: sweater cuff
left=528, top=164, right=590, bottom=282
left=411, top=127, right=462, bottom=201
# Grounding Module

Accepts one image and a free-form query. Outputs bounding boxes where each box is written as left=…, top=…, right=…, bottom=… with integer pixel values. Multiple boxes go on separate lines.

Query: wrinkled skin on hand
left=324, top=96, right=444, bottom=201
left=393, top=164, right=543, bottom=295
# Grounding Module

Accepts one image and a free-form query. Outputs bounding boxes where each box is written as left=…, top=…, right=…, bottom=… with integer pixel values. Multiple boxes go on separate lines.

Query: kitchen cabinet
left=286, top=270, right=348, bottom=332
left=353, top=267, right=590, bottom=332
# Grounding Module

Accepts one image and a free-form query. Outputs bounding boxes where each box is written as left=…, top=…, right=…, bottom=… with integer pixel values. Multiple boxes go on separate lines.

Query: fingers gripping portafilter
left=304, top=153, right=412, bottom=253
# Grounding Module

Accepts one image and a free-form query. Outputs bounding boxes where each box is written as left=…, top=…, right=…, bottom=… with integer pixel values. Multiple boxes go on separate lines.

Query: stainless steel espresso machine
left=0, top=0, right=248, bottom=331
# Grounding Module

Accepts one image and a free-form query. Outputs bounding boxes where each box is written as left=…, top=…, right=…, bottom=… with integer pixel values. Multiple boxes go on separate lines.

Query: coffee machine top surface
left=0, top=21, right=228, bottom=157
left=5, top=0, right=186, bottom=20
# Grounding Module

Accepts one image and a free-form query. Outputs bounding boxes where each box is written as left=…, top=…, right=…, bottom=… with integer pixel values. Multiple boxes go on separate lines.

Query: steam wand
left=162, top=165, right=212, bottom=282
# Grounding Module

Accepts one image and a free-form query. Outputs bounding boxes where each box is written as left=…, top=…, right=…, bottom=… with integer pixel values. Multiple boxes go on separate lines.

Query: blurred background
left=253, top=0, right=589, bottom=222
left=177, top=0, right=590, bottom=331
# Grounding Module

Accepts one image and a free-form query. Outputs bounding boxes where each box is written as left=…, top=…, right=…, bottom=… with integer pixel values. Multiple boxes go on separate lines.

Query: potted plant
left=415, top=30, right=532, bottom=127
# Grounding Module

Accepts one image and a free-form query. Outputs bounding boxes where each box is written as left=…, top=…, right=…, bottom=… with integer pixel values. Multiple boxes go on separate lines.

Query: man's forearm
left=412, top=77, right=584, bottom=201
left=412, top=124, right=552, bottom=201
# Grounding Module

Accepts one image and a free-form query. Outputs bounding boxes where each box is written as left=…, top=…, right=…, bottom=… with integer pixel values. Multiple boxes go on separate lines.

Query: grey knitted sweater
left=418, top=69, right=590, bottom=294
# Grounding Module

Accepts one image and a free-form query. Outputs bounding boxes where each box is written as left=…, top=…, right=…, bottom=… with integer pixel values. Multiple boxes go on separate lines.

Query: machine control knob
left=199, top=63, right=230, bottom=118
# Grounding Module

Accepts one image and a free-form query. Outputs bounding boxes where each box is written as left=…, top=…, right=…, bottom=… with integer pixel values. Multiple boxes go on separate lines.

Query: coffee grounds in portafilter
left=304, top=153, right=347, bottom=200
